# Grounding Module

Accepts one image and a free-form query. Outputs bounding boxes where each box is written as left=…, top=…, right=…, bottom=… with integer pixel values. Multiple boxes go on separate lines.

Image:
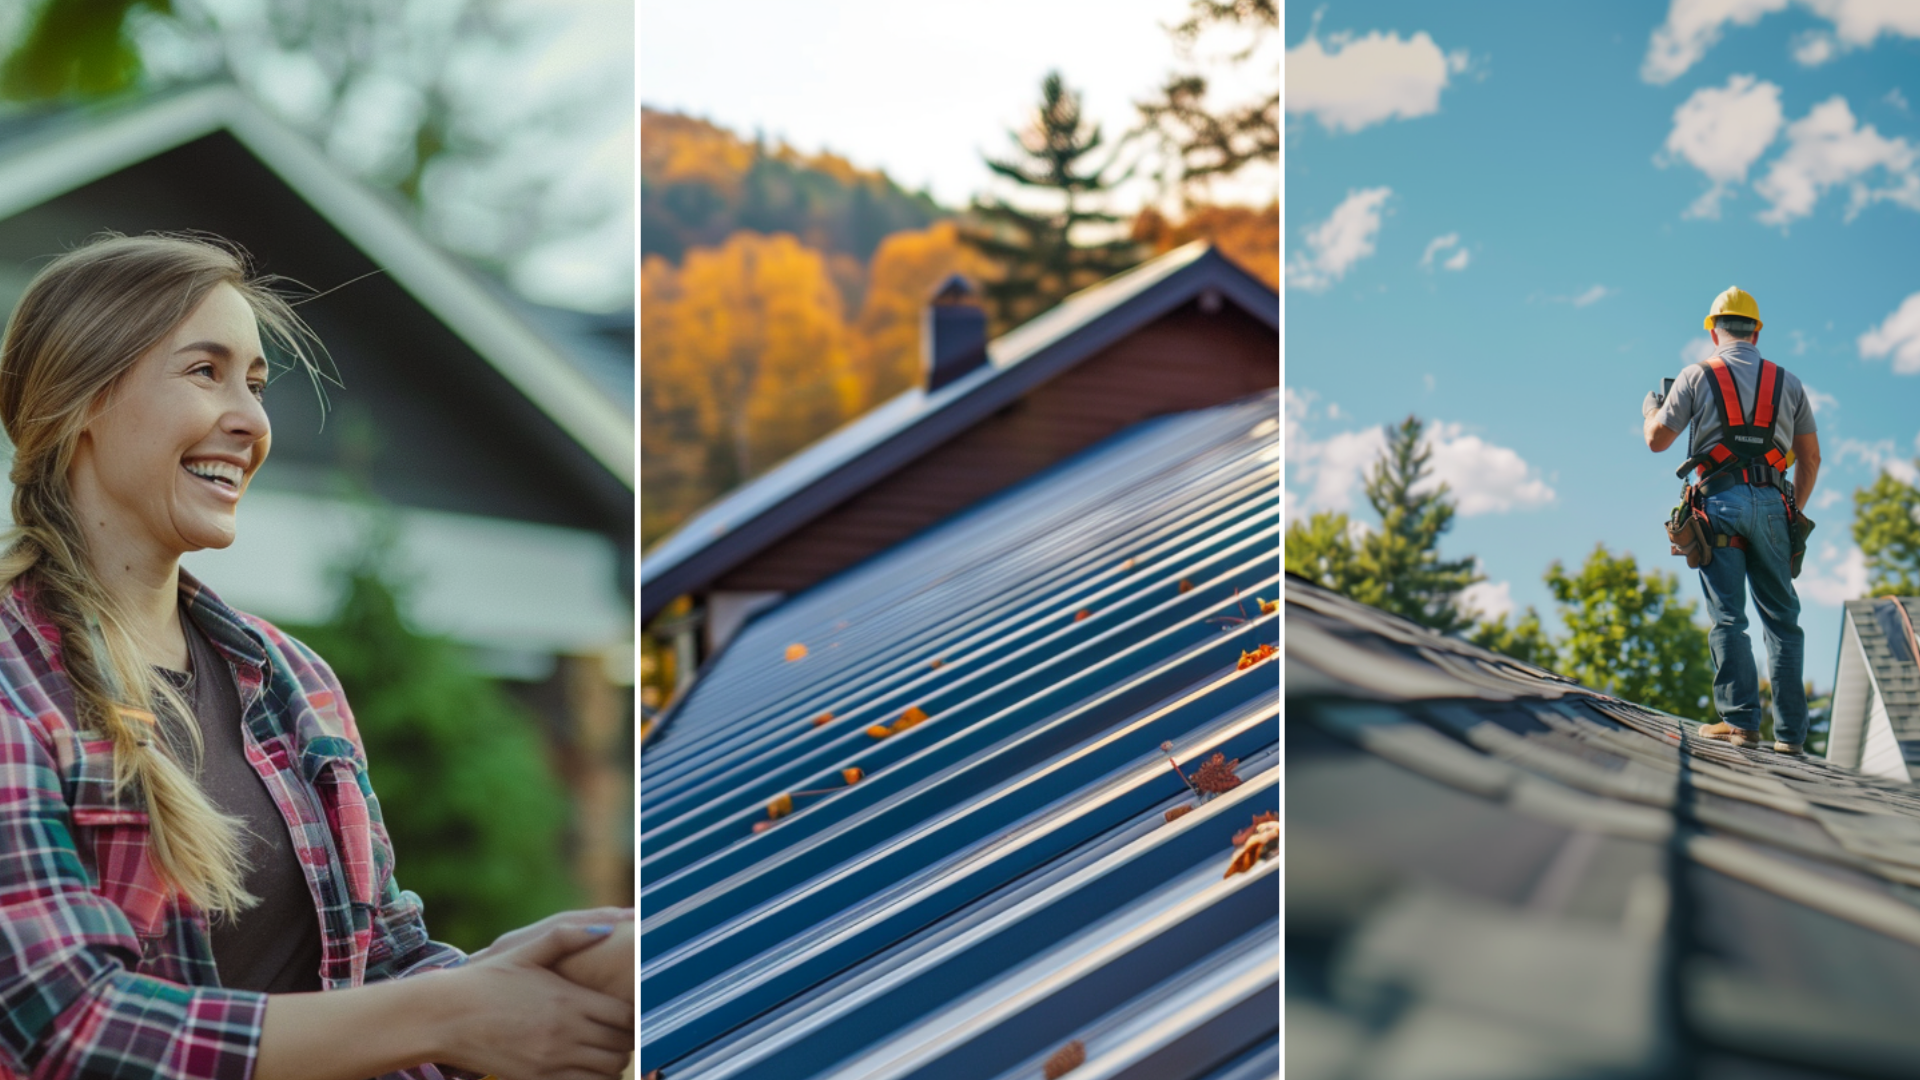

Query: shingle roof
left=1289, top=575, right=1920, bottom=1076
left=638, top=241, right=1279, bottom=623
left=637, top=392, right=1281, bottom=1078
left=0, top=84, right=633, bottom=485
left=1830, top=598, right=1920, bottom=780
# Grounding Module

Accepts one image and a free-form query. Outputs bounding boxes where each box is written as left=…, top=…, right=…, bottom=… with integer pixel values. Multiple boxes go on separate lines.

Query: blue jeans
left=1697, top=483, right=1808, bottom=744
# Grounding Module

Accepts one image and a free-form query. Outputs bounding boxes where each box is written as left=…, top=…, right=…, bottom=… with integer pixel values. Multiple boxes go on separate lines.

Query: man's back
left=1653, top=339, right=1817, bottom=461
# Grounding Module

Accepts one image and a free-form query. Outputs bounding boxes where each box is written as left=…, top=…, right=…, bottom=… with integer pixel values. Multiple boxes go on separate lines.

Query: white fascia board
left=1829, top=611, right=1872, bottom=769
left=0, top=87, right=633, bottom=487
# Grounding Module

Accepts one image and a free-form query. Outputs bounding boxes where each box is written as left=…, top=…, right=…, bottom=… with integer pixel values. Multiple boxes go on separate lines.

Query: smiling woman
left=0, top=234, right=632, bottom=1080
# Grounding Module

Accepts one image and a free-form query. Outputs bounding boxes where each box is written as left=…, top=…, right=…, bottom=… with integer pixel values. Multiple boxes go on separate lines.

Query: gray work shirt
left=1654, top=338, right=1816, bottom=460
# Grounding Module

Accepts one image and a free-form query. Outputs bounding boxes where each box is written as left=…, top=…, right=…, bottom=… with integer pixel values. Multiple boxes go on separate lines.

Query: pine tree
left=961, top=70, right=1144, bottom=332
left=1285, top=415, right=1481, bottom=634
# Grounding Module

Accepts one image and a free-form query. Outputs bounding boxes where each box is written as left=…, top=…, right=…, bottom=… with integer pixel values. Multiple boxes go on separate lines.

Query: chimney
left=923, top=274, right=988, bottom=392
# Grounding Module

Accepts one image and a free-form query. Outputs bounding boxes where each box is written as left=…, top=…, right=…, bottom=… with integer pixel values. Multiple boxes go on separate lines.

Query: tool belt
left=1664, top=355, right=1812, bottom=576
left=1665, top=472, right=1813, bottom=577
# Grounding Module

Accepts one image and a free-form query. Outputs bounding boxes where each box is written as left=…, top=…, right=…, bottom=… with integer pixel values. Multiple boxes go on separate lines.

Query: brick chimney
left=923, top=274, right=988, bottom=393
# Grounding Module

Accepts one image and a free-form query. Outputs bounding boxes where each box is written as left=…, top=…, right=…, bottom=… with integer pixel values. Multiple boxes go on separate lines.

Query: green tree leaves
left=1546, top=545, right=1712, bottom=719
left=1853, top=468, right=1920, bottom=596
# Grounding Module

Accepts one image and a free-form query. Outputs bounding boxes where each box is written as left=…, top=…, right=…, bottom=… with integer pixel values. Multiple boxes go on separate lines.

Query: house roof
left=1829, top=597, right=1920, bottom=779
left=638, top=240, right=1279, bottom=623
left=636, top=392, right=1281, bottom=1077
left=1289, top=574, right=1920, bottom=1074
left=0, top=85, right=632, bottom=487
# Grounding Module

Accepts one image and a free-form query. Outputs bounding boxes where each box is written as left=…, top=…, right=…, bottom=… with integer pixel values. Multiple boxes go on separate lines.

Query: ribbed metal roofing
left=638, top=392, right=1281, bottom=1079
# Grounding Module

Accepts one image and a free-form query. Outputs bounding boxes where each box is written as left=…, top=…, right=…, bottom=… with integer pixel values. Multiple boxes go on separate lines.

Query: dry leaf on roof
left=1122, top=557, right=1136, bottom=571
left=1237, top=643, right=1277, bottom=670
left=1224, top=821, right=1279, bottom=878
left=644, top=1070, right=665, bottom=1080
left=767, top=793, right=794, bottom=820
left=1190, top=753, right=1243, bottom=795
left=812, top=712, right=834, bottom=727
left=865, top=725, right=893, bottom=739
left=842, top=767, right=863, bottom=785
left=1258, top=596, right=1278, bottom=615
left=1164, top=804, right=1194, bottom=823
left=1232, top=810, right=1278, bottom=847
left=1178, top=578, right=1194, bottom=594
left=1074, top=608, right=1091, bottom=622
left=785, top=643, right=808, bottom=661
left=1043, top=1039, right=1086, bottom=1079
left=892, top=706, right=928, bottom=733
left=751, top=820, right=774, bottom=834
left=929, top=658, right=945, bottom=670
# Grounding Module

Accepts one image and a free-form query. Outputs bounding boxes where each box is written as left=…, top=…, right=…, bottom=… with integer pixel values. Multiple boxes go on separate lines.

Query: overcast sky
left=640, top=0, right=1277, bottom=213
left=1286, top=0, right=1920, bottom=688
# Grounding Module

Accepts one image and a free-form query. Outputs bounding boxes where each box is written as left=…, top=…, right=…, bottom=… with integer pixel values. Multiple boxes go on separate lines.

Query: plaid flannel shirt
left=0, top=572, right=483, bottom=1080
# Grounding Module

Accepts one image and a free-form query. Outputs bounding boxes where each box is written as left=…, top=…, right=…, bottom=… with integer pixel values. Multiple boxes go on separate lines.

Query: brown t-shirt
left=159, top=612, right=325, bottom=994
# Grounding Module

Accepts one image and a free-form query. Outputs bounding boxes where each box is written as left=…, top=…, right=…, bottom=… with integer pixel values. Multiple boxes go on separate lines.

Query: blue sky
left=1283, top=0, right=1920, bottom=694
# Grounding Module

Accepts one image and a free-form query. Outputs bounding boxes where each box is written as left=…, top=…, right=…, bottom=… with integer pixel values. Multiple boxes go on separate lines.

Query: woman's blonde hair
left=0, top=232, right=323, bottom=917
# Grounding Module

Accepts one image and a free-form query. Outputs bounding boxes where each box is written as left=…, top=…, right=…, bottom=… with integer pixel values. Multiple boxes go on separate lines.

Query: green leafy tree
left=1135, top=0, right=1279, bottom=188
left=961, top=70, right=1143, bottom=332
left=1546, top=544, right=1712, bottom=718
left=284, top=530, right=579, bottom=953
left=1467, top=607, right=1557, bottom=669
left=1284, top=415, right=1481, bottom=634
left=1854, top=468, right=1920, bottom=595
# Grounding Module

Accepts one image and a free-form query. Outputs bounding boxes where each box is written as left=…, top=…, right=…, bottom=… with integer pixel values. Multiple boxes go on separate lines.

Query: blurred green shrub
left=283, top=537, right=579, bottom=955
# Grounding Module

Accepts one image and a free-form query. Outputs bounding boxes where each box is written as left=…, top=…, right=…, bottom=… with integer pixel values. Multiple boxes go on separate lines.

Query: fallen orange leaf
left=1074, top=608, right=1091, bottom=622
left=1122, top=557, right=1136, bottom=571
left=1190, top=752, right=1243, bottom=794
left=812, top=712, right=834, bottom=727
left=1232, top=810, right=1278, bottom=848
left=767, top=793, right=793, bottom=820
left=865, top=725, right=893, bottom=739
left=929, top=658, right=945, bottom=669
left=1224, top=821, right=1279, bottom=878
left=785, top=643, right=807, bottom=661
left=842, top=767, right=863, bottom=785
left=1163, top=804, right=1194, bottom=823
left=751, top=821, right=774, bottom=834
left=1237, top=643, right=1277, bottom=670
left=892, top=706, right=928, bottom=732
left=1258, top=597, right=1278, bottom=615
left=1178, top=578, right=1194, bottom=594
left=1043, top=1040, right=1086, bottom=1079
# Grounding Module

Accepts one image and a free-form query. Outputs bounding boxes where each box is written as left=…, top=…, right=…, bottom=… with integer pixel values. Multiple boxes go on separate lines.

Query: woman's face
left=71, top=282, right=272, bottom=561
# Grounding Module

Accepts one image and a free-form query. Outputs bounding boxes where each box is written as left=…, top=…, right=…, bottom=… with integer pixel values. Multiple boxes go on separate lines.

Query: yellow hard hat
left=1704, top=286, right=1762, bottom=332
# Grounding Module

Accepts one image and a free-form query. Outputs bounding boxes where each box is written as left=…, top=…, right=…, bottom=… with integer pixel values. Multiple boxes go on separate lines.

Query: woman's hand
left=553, top=921, right=633, bottom=1004
left=467, top=907, right=633, bottom=967
left=436, top=923, right=634, bottom=1080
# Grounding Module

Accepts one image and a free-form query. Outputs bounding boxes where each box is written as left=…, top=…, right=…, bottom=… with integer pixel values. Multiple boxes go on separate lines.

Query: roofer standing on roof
left=1644, top=287, right=1822, bottom=754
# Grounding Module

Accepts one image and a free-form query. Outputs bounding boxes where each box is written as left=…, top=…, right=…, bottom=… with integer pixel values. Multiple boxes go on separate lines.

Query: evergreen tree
left=284, top=529, right=580, bottom=953
left=1853, top=468, right=1920, bottom=595
left=1285, top=415, right=1481, bottom=634
left=1135, top=0, right=1279, bottom=188
left=1467, top=608, right=1557, bottom=669
left=961, top=70, right=1143, bottom=332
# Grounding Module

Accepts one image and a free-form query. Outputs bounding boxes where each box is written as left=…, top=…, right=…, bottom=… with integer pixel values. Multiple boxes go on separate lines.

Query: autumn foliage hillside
left=640, top=109, right=1278, bottom=548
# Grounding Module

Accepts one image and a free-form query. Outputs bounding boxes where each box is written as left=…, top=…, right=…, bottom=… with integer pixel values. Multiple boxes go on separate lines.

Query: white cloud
left=1287, top=28, right=1469, bottom=134
left=1803, top=383, right=1838, bottom=413
left=1682, top=336, right=1718, bottom=364
left=1860, top=292, right=1920, bottom=373
left=1798, top=543, right=1868, bottom=605
left=1754, top=96, right=1920, bottom=226
left=1658, top=74, right=1784, bottom=218
left=1286, top=395, right=1555, bottom=520
left=1286, top=187, right=1392, bottom=291
left=1642, top=0, right=1788, bottom=84
left=1420, top=232, right=1459, bottom=269
left=1423, top=373, right=1437, bottom=393
left=1421, top=422, right=1558, bottom=515
left=1813, top=487, right=1844, bottom=508
left=1888, top=87, right=1911, bottom=113
left=1442, top=247, right=1470, bottom=271
left=1642, top=0, right=1920, bottom=84
left=1572, top=285, right=1613, bottom=307
left=1462, top=579, right=1516, bottom=621
left=1836, top=436, right=1919, bottom=483
left=1792, top=29, right=1839, bottom=65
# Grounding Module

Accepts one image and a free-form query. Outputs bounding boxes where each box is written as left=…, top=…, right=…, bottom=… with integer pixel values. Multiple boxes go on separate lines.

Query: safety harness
left=1665, top=357, right=1811, bottom=573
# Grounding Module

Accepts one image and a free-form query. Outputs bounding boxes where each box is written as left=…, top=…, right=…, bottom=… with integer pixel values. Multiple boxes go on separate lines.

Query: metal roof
left=1830, top=598, right=1920, bottom=781
left=1289, top=574, right=1920, bottom=1077
left=0, top=85, right=633, bottom=486
left=638, top=241, right=1279, bottom=623
left=638, top=392, right=1281, bottom=1078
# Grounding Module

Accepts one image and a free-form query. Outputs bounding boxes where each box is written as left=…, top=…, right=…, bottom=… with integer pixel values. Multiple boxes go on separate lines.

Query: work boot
left=1773, top=741, right=1806, bottom=756
left=1698, top=721, right=1762, bottom=748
